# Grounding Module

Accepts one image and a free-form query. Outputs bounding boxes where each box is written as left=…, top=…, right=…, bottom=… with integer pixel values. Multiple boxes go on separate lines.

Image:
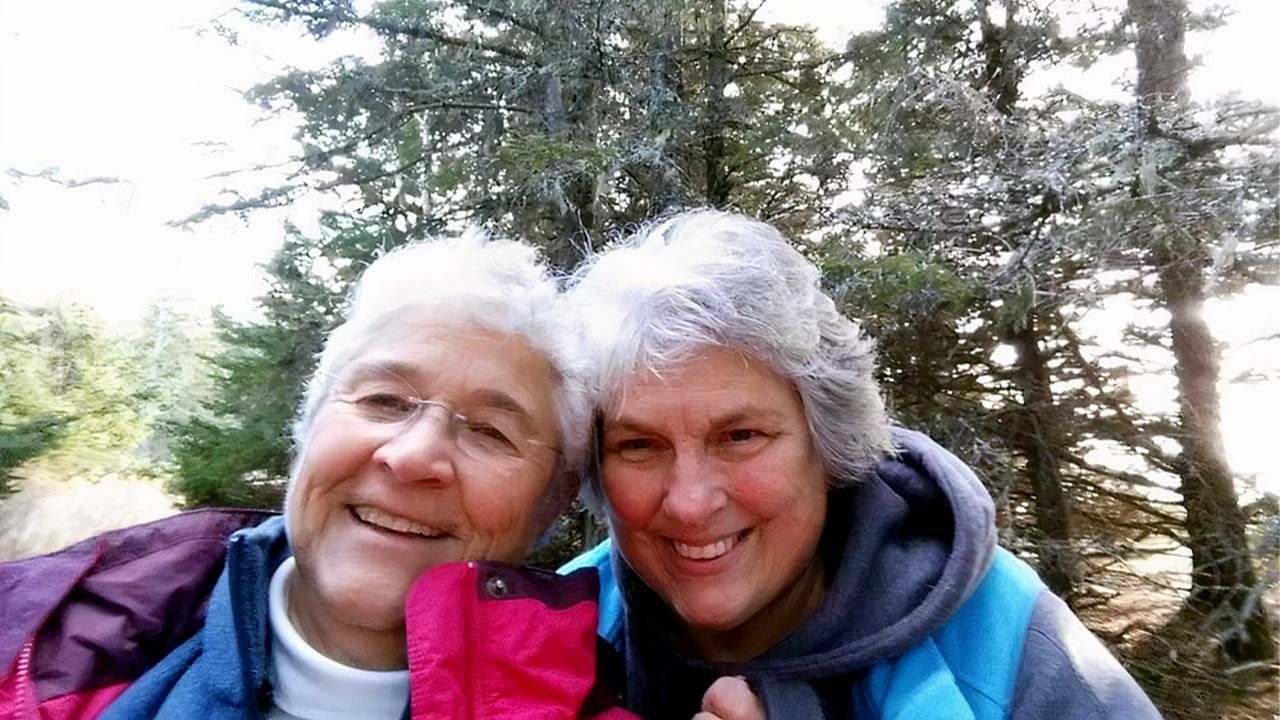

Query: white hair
left=287, top=228, right=589, bottom=532
left=565, top=209, right=892, bottom=512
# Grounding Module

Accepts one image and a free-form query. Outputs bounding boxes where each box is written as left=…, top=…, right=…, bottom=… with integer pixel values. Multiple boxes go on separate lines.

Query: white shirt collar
left=267, top=557, right=410, bottom=720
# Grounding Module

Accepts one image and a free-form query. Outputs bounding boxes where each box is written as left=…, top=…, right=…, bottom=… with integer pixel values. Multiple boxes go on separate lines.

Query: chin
left=324, top=571, right=414, bottom=628
left=675, top=596, right=748, bottom=633
left=348, top=594, right=410, bottom=631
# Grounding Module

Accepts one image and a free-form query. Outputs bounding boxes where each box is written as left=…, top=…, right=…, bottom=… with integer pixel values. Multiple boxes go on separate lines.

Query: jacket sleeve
left=1010, top=591, right=1162, bottom=719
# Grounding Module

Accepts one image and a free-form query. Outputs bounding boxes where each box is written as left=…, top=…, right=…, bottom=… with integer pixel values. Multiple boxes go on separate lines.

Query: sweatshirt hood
left=755, top=426, right=997, bottom=677
left=613, top=427, right=997, bottom=713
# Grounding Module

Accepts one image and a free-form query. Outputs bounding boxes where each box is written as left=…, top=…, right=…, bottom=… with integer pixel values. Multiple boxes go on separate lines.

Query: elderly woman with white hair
left=0, top=232, right=634, bottom=719
left=561, top=210, right=1159, bottom=720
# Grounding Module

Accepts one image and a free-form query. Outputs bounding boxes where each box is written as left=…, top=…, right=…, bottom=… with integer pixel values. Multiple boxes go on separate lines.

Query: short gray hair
left=566, top=209, right=891, bottom=512
left=288, top=229, right=589, bottom=528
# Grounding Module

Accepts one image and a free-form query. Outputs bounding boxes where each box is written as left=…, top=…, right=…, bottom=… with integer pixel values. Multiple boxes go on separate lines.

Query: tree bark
left=536, top=0, right=600, bottom=270
left=979, top=0, right=1078, bottom=598
left=1008, top=312, right=1079, bottom=598
left=1130, top=0, right=1274, bottom=661
left=977, top=0, right=1022, bottom=115
left=1156, top=245, right=1273, bottom=659
left=641, top=10, right=690, bottom=213
left=701, top=0, right=731, bottom=207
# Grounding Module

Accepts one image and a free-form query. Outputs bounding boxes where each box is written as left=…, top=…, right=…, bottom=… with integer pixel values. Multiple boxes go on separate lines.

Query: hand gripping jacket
left=0, top=510, right=635, bottom=720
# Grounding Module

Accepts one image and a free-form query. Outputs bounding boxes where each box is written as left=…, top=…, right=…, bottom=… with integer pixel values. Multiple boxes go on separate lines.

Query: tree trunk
left=642, top=11, right=689, bottom=213
left=1130, top=0, right=1190, bottom=126
left=537, top=0, right=600, bottom=270
left=1156, top=246, right=1273, bottom=659
left=701, top=0, right=731, bottom=207
left=979, top=0, right=1077, bottom=597
left=1008, top=312, right=1079, bottom=598
left=977, top=0, right=1022, bottom=115
left=1130, top=0, right=1274, bottom=661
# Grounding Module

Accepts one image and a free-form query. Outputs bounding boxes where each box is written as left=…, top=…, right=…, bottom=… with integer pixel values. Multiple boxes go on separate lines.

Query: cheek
left=601, top=465, right=661, bottom=529
left=289, top=422, right=376, bottom=538
left=460, top=469, right=553, bottom=545
left=777, top=490, right=826, bottom=552
left=737, top=453, right=827, bottom=526
left=307, top=416, right=380, bottom=482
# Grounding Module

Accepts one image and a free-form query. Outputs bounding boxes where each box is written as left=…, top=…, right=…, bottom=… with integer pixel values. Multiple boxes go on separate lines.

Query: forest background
left=1, top=0, right=1277, bottom=717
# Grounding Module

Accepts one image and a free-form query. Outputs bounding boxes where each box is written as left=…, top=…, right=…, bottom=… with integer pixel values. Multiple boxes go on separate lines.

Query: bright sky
left=0, top=0, right=1276, bottom=492
left=0, top=0, right=376, bottom=324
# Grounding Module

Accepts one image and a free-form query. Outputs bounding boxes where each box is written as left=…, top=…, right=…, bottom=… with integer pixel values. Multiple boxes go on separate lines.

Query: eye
left=609, top=437, right=662, bottom=462
left=460, top=420, right=515, bottom=448
left=354, top=393, right=417, bottom=422
left=718, top=428, right=770, bottom=454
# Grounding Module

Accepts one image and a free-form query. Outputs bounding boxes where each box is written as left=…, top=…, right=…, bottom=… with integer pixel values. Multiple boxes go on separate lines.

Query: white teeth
left=353, top=505, right=444, bottom=538
left=672, top=533, right=741, bottom=560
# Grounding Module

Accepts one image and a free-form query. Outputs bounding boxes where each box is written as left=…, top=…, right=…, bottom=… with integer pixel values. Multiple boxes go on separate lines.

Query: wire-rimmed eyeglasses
left=333, top=392, right=561, bottom=463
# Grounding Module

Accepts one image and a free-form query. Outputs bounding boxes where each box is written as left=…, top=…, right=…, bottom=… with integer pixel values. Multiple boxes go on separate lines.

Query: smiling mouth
left=350, top=505, right=451, bottom=540
left=671, top=530, right=749, bottom=561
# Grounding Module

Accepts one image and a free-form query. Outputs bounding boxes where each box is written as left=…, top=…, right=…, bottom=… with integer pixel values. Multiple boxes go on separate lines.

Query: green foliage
left=820, top=244, right=1005, bottom=469
left=496, top=131, right=615, bottom=182
left=0, top=417, right=71, bottom=498
left=0, top=298, right=147, bottom=487
left=824, top=252, right=973, bottom=318
left=166, top=221, right=407, bottom=507
left=126, top=301, right=220, bottom=465
left=223, top=0, right=879, bottom=267
left=525, top=499, right=605, bottom=569
left=165, top=317, right=307, bottom=507
left=993, top=281, right=1036, bottom=334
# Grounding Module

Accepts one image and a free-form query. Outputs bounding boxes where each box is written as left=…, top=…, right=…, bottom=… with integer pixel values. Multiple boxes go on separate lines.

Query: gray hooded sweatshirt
left=605, top=429, right=1161, bottom=719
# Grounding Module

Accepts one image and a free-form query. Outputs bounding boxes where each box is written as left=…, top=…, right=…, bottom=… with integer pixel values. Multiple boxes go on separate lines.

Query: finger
left=701, top=676, right=765, bottom=720
left=691, top=713, right=722, bottom=720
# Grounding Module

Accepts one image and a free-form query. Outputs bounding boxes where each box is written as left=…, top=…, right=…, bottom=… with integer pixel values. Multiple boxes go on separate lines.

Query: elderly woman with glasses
left=562, top=210, right=1159, bottom=720
left=1, top=232, right=633, bottom=719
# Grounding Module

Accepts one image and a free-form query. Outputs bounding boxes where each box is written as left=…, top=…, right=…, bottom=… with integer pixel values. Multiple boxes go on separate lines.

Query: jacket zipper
left=15, top=639, right=35, bottom=719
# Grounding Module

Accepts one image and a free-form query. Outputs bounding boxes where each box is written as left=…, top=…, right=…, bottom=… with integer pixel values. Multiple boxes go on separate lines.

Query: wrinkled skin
left=286, top=319, right=563, bottom=668
left=600, top=346, right=829, bottom=662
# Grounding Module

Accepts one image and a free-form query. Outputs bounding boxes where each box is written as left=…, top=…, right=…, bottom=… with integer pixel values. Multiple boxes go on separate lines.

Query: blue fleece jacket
left=563, top=429, right=1160, bottom=719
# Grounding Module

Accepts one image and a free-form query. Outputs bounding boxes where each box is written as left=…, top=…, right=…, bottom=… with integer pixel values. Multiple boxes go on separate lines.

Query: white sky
left=0, top=0, right=375, bottom=324
left=0, top=0, right=1276, bottom=491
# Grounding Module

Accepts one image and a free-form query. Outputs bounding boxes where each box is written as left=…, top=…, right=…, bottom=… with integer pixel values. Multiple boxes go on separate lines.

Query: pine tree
left=0, top=297, right=71, bottom=496
left=1125, top=0, right=1275, bottom=662
left=193, top=0, right=874, bottom=256
left=168, top=220, right=401, bottom=506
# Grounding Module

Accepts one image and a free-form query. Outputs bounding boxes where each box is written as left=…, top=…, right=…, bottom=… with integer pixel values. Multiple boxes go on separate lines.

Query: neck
left=286, top=572, right=408, bottom=670
left=685, top=558, right=828, bottom=663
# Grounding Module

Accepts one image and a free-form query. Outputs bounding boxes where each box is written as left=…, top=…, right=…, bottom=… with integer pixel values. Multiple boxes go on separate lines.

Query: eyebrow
left=339, top=360, right=427, bottom=394
left=708, top=408, right=787, bottom=429
left=605, top=405, right=788, bottom=435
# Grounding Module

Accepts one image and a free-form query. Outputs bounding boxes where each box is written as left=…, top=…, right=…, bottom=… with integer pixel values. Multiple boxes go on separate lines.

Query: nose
left=661, top=450, right=726, bottom=528
left=371, top=406, right=458, bottom=485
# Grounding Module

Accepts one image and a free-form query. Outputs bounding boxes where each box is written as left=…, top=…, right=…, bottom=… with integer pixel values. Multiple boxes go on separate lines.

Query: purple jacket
left=0, top=509, right=272, bottom=718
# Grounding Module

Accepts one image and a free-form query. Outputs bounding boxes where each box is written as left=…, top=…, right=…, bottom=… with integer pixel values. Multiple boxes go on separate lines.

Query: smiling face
left=285, top=318, right=563, bottom=657
left=600, top=346, right=830, bottom=660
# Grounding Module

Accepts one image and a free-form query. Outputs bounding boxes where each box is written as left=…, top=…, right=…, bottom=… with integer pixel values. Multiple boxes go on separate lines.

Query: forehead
left=340, top=319, right=559, bottom=410
left=607, top=346, right=802, bottom=423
